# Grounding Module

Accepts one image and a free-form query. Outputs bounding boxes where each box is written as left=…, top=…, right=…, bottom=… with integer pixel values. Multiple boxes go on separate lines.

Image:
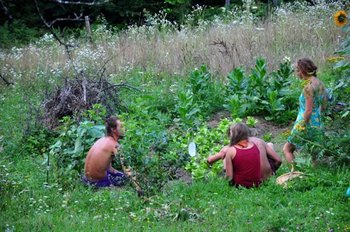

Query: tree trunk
left=0, top=0, right=13, bottom=22
left=85, top=16, right=92, bottom=43
left=225, top=0, right=230, bottom=9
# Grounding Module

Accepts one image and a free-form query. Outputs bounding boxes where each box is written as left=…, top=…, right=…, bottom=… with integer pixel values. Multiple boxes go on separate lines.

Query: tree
left=225, top=0, right=230, bottom=9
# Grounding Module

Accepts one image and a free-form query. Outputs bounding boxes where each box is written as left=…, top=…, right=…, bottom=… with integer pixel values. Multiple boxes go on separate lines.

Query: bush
left=0, top=20, right=42, bottom=48
left=117, top=103, right=177, bottom=195
left=19, top=128, right=57, bottom=157
left=48, top=104, right=107, bottom=188
left=302, top=128, right=350, bottom=167
left=175, top=65, right=224, bottom=129
left=224, top=57, right=298, bottom=124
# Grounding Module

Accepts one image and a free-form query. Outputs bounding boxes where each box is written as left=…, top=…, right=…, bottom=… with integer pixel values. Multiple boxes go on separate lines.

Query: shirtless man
left=207, top=123, right=281, bottom=187
left=83, top=116, right=127, bottom=188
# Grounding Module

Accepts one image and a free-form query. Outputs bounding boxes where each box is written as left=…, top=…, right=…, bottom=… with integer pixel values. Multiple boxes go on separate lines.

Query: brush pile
left=42, top=75, right=135, bottom=128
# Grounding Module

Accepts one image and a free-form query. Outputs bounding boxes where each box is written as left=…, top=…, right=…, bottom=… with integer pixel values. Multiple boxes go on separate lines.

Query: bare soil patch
left=207, top=111, right=290, bottom=138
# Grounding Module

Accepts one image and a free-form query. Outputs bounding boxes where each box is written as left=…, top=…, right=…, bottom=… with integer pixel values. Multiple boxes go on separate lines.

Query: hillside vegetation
left=0, top=1, right=349, bottom=231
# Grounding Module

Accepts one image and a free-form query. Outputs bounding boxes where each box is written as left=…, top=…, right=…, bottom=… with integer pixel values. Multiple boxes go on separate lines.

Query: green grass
left=1, top=154, right=349, bottom=231
left=0, top=64, right=349, bottom=232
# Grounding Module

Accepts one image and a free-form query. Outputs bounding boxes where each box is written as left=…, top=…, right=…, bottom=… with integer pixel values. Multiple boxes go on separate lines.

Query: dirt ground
left=207, top=110, right=289, bottom=139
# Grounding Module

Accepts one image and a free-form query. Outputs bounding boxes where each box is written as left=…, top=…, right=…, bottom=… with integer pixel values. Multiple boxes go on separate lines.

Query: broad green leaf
left=74, top=137, right=83, bottom=154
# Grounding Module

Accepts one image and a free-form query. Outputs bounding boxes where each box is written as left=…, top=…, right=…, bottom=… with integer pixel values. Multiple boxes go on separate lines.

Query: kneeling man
left=83, top=116, right=127, bottom=188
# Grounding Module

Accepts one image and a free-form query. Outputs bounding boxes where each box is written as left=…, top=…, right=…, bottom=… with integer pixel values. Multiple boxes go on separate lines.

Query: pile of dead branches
left=43, top=76, right=137, bottom=128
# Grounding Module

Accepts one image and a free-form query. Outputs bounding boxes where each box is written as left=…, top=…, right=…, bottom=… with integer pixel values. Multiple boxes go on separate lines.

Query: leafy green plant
left=183, top=118, right=241, bottom=180
left=268, top=58, right=298, bottom=122
left=175, top=89, right=201, bottom=129
left=262, top=132, right=272, bottom=142
left=246, top=116, right=258, bottom=127
left=19, top=128, right=57, bottom=157
left=300, top=128, right=350, bottom=167
left=263, top=89, right=285, bottom=121
left=118, top=110, right=178, bottom=195
left=248, top=58, right=268, bottom=102
left=225, top=58, right=297, bottom=123
left=175, top=65, right=224, bottom=128
left=48, top=104, right=107, bottom=187
left=225, top=67, right=258, bottom=117
left=332, top=10, right=350, bottom=119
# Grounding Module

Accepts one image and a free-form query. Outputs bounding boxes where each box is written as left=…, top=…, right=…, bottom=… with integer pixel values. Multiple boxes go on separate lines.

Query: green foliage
left=300, top=128, right=350, bottom=167
left=224, top=58, right=297, bottom=123
left=332, top=13, right=350, bottom=119
left=19, top=128, right=57, bottom=157
left=165, top=0, right=188, bottom=4
left=184, top=118, right=240, bottom=180
left=262, top=132, right=272, bottom=142
left=0, top=20, right=42, bottom=48
left=246, top=115, right=258, bottom=127
left=118, top=108, right=176, bottom=195
left=48, top=104, right=107, bottom=187
left=175, top=65, right=224, bottom=128
left=175, top=89, right=202, bottom=128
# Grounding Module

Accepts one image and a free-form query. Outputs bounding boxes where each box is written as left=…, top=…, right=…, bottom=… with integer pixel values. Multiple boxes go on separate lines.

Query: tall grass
left=0, top=1, right=345, bottom=81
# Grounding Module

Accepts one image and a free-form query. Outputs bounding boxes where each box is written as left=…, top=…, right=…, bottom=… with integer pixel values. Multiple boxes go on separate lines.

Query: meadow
left=1, top=1, right=349, bottom=231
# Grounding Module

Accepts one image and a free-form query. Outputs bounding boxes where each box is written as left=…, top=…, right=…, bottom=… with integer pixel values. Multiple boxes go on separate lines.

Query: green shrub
left=118, top=109, right=176, bottom=195
left=48, top=104, right=107, bottom=188
left=301, top=128, right=350, bottom=167
left=0, top=20, right=42, bottom=48
left=224, top=58, right=298, bottom=123
left=175, top=65, right=224, bottom=129
left=19, top=128, right=57, bottom=157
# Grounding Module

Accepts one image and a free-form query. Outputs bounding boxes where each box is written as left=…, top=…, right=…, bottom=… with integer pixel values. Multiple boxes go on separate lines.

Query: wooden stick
left=117, top=153, right=144, bottom=197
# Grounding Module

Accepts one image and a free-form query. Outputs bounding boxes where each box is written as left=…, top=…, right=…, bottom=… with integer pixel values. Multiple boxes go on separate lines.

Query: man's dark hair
left=105, top=116, right=118, bottom=136
left=229, top=123, right=251, bottom=146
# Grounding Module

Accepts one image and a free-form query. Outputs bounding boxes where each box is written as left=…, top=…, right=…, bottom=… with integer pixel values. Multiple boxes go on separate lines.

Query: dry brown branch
left=34, top=0, right=76, bottom=51
left=0, top=73, right=14, bottom=86
left=47, top=14, right=84, bottom=27
left=52, top=0, right=110, bottom=5
left=96, top=55, right=115, bottom=77
left=118, top=151, right=144, bottom=197
left=34, top=0, right=82, bottom=76
left=0, top=0, right=13, bottom=22
left=210, top=40, right=232, bottom=58
left=42, top=75, right=138, bottom=128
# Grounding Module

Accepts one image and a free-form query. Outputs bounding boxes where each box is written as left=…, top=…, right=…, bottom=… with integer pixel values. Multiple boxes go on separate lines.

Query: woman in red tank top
left=225, top=123, right=262, bottom=188
left=207, top=122, right=282, bottom=187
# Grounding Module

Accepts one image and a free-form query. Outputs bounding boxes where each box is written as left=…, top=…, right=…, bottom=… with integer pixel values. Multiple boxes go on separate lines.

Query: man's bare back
left=82, top=116, right=128, bottom=188
left=84, top=136, right=118, bottom=180
left=249, top=137, right=281, bottom=181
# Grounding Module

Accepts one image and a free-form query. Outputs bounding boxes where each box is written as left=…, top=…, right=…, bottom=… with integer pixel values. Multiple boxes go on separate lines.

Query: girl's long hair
left=228, top=123, right=250, bottom=146
left=297, top=58, right=318, bottom=77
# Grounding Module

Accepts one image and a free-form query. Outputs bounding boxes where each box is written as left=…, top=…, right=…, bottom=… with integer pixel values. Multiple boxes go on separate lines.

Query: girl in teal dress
left=283, top=58, right=327, bottom=164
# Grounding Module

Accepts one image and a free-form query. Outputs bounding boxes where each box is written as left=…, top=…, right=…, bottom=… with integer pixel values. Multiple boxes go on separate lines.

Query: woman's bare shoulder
left=303, top=82, right=314, bottom=98
left=226, top=146, right=237, bottom=156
